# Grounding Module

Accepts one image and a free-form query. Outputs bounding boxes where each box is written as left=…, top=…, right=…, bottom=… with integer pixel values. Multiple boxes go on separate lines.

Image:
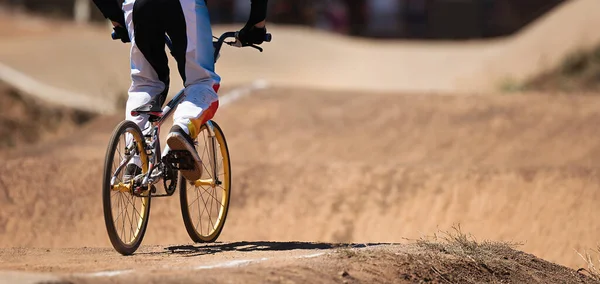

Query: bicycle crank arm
left=193, top=178, right=222, bottom=187
left=112, top=177, right=153, bottom=195
left=112, top=182, right=132, bottom=193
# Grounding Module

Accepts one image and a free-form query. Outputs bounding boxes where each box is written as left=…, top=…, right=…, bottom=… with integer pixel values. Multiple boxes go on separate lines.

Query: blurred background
left=0, top=0, right=600, bottom=273
left=0, top=0, right=566, bottom=39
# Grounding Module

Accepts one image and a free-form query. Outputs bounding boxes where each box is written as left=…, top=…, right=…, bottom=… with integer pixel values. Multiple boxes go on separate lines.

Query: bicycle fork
left=188, top=121, right=221, bottom=188
left=206, top=121, right=219, bottom=183
left=140, top=126, right=162, bottom=189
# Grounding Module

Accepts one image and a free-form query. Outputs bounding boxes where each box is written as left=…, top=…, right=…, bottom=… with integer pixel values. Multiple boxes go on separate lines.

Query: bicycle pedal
left=133, top=184, right=156, bottom=196
left=163, top=150, right=195, bottom=170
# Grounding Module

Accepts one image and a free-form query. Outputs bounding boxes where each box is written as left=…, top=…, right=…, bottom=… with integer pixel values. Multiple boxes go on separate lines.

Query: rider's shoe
left=123, top=163, right=142, bottom=183
left=166, top=125, right=203, bottom=181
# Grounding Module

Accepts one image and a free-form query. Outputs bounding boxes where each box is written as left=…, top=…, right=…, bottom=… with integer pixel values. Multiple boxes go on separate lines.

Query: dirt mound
left=0, top=82, right=94, bottom=151
left=1, top=88, right=599, bottom=272
left=0, top=238, right=595, bottom=283
left=526, top=44, right=600, bottom=93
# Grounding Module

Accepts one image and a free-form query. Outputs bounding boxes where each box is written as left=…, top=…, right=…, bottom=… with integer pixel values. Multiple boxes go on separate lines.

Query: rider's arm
left=247, top=0, right=268, bottom=28
left=91, top=0, right=126, bottom=27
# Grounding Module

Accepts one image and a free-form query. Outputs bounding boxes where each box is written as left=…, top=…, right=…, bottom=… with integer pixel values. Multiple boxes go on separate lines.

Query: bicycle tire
left=180, top=121, right=231, bottom=243
left=102, top=120, right=151, bottom=255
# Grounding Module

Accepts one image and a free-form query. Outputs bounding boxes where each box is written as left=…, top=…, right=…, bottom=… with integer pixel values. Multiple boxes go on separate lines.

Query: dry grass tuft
left=526, top=43, right=600, bottom=92
left=576, top=246, right=600, bottom=281
left=415, top=225, right=522, bottom=265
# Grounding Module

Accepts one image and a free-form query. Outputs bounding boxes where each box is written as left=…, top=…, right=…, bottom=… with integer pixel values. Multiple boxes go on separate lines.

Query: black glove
left=238, top=25, right=266, bottom=45
left=113, top=26, right=131, bottom=43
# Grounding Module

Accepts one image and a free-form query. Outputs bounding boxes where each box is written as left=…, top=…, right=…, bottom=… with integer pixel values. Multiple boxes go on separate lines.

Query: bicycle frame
left=139, top=88, right=220, bottom=191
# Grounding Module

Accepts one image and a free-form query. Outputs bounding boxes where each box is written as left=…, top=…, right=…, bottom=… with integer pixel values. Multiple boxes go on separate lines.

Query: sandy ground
left=0, top=242, right=596, bottom=284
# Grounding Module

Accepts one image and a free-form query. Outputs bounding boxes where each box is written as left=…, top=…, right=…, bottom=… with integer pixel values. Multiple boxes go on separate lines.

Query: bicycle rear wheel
left=102, top=120, right=151, bottom=255
left=180, top=121, right=231, bottom=243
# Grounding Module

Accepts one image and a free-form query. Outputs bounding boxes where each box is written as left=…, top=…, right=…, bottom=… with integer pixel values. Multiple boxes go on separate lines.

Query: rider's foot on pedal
left=166, top=125, right=203, bottom=181
left=123, top=164, right=142, bottom=183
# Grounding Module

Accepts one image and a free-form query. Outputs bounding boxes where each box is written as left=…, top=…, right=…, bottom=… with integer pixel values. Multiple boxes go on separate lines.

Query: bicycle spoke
left=124, top=195, right=143, bottom=222
left=120, top=194, right=126, bottom=241
left=208, top=200, right=214, bottom=232
left=124, top=197, right=129, bottom=241
left=201, top=162, right=212, bottom=179
left=201, top=134, right=209, bottom=165
left=112, top=157, right=119, bottom=181
left=195, top=198, right=202, bottom=234
left=198, top=188, right=211, bottom=233
left=124, top=196, right=131, bottom=243
left=113, top=139, right=122, bottom=182
left=194, top=186, right=203, bottom=233
left=198, top=188, right=212, bottom=233
left=113, top=194, right=120, bottom=224
left=187, top=195, right=201, bottom=209
left=213, top=187, right=221, bottom=210
left=208, top=188, right=214, bottom=230
left=199, top=186, right=222, bottom=205
left=127, top=197, right=135, bottom=242
left=131, top=198, right=137, bottom=241
left=123, top=196, right=129, bottom=241
left=120, top=197, right=125, bottom=234
left=214, top=141, right=222, bottom=168
left=113, top=194, right=125, bottom=224
left=201, top=134, right=213, bottom=179
left=117, top=135, right=124, bottom=162
left=119, top=195, right=125, bottom=226
left=208, top=212, right=215, bottom=232
left=129, top=198, right=135, bottom=241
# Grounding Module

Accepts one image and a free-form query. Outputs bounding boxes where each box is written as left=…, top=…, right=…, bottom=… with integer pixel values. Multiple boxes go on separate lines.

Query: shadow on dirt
left=153, top=241, right=392, bottom=257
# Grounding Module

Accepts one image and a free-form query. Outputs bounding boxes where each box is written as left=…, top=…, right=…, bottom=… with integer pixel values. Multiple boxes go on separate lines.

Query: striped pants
left=122, top=0, right=220, bottom=138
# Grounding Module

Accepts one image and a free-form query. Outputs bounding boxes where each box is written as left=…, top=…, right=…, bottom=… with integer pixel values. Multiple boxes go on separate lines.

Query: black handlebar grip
left=264, top=33, right=272, bottom=42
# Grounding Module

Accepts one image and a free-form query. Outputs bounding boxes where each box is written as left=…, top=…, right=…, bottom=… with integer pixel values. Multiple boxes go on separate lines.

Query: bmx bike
left=101, top=31, right=271, bottom=255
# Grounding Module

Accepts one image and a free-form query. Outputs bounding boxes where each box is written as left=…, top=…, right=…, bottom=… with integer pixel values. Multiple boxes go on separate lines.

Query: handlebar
left=212, top=32, right=272, bottom=58
left=111, top=30, right=272, bottom=63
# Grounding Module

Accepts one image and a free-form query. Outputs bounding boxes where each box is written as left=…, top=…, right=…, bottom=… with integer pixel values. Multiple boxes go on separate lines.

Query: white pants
left=122, top=0, right=220, bottom=135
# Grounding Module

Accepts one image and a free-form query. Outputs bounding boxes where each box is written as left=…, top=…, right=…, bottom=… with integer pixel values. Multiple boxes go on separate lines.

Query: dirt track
left=1, top=87, right=600, bottom=275
left=1, top=242, right=596, bottom=284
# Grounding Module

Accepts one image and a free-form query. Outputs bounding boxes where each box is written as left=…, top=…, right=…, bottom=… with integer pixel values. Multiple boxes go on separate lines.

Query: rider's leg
left=122, top=0, right=171, bottom=177
left=165, top=0, right=221, bottom=181
left=123, top=0, right=170, bottom=130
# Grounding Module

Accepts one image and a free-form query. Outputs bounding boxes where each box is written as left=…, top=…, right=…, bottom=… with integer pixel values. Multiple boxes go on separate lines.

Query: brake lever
left=248, top=44, right=263, bottom=52
left=225, top=40, right=242, bottom=47
left=225, top=40, right=263, bottom=52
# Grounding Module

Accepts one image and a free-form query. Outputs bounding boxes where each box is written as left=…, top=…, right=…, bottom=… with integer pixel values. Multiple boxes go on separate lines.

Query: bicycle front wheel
left=180, top=121, right=231, bottom=243
left=102, top=120, right=151, bottom=255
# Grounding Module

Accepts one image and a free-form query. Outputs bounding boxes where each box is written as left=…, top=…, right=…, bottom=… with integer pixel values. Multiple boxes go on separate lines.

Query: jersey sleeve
left=91, top=0, right=126, bottom=27
left=247, top=0, right=268, bottom=27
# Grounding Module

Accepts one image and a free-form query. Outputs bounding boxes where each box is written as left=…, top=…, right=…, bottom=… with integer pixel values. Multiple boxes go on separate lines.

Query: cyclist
left=91, top=0, right=268, bottom=181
